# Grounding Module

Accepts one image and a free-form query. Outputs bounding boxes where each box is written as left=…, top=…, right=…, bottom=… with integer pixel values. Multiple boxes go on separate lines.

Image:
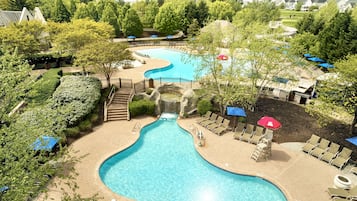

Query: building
left=0, top=7, right=46, bottom=27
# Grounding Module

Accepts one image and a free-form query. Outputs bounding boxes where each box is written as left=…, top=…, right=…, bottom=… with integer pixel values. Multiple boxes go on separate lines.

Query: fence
left=128, top=41, right=187, bottom=48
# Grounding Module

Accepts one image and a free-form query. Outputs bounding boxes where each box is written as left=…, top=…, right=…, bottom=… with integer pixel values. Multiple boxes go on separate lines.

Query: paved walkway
left=40, top=116, right=357, bottom=201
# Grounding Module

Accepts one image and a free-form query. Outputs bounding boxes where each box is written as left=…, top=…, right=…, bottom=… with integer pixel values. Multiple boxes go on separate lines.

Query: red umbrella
left=257, top=116, right=281, bottom=130
left=217, top=54, right=228, bottom=60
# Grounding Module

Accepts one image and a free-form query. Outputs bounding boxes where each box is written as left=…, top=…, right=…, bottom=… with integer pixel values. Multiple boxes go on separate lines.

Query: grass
left=279, top=9, right=311, bottom=28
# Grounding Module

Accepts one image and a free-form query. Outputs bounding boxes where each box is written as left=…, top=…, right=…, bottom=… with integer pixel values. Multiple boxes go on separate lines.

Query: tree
left=233, top=1, right=280, bottom=27
left=121, top=8, right=143, bottom=37
left=132, top=0, right=159, bottom=28
left=51, top=0, right=71, bottom=22
left=208, top=1, right=234, bottom=21
left=188, top=22, right=294, bottom=114
left=0, top=0, right=33, bottom=10
left=74, top=41, right=133, bottom=87
left=289, top=32, right=318, bottom=56
left=154, top=2, right=181, bottom=35
left=49, top=19, right=114, bottom=56
left=317, top=12, right=357, bottom=63
left=0, top=21, right=48, bottom=56
left=101, top=3, right=120, bottom=37
left=307, top=54, right=357, bottom=134
left=0, top=49, right=32, bottom=123
left=197, top=0, right=209, bottom=27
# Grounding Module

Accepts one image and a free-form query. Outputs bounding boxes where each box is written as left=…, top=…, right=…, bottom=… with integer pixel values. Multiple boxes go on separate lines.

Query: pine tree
left=52, top=0, right=71, bottom=22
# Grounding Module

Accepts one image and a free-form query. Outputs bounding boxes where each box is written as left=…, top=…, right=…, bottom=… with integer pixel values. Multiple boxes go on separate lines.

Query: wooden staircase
left=106, top=89, right=132, bottom=121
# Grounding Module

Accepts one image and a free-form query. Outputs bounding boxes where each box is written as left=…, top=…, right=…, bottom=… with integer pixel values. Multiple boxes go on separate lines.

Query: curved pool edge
left=176, top=118, right=292, bottom=201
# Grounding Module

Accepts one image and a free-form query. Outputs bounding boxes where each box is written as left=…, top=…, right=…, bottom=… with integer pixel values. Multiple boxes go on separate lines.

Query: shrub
left=65, top=127, right=80, bottom=138
left=89, top=113, right=99, bottom=124
left=129, top=99, right=156, bottom=117
left=52, top=76, right=102, bottom=126
left=28, top=69, right=62, bottom=105
left=197, top=99, right=212, bottom=116
left=78, top=119, right=92, bottom=132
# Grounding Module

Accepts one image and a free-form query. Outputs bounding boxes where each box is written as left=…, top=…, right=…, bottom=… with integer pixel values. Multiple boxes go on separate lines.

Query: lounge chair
left=200, top=113, right=218, bottom=127
left=330, top=147, right=352, bottom=169
left=212, top=118, right=231, bottom=136
left=197, top=111, right=212, bottom=124
left=328, top=186, right=357, bottom=200
left=233, top=123, right=246, bottom=140
left=350, top=167, right=357, bottom=175
left=331, top=197, right=349, bottom=201
left=206, top=116, right=224, bottom=130
left=302, top=134, right=320, bottom=153
left=240, top=124, right=255, bottom=142
left=320, top=142, right=340, bottom=163
left=249, top=126, right=266, bottom=144
left=310, top=138, right=330, bottom=157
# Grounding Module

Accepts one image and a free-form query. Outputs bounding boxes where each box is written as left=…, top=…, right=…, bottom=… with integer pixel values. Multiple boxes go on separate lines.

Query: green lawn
left=280, top=9, right=311, bottom=28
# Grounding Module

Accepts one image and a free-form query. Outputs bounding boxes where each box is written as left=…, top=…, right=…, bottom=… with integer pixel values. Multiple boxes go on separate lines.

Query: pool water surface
left=99, top=114, right=287, bottom=201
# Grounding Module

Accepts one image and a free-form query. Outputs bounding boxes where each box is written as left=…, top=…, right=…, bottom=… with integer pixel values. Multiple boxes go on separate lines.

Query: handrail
left=127, top=88, right=135, bottom=120
left=104, top=85, right=116, bottom=122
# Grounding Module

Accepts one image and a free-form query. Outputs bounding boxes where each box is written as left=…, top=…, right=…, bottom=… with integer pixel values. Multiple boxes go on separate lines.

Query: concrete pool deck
left=40, top=47, right=357, bottom=200
left=41, top=116, right=357, bottom=201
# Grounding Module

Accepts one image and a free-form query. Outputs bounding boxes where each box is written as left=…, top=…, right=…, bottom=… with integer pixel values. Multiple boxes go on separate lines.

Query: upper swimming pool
left=136, top=48, right=203, bottom=81
left=99, top=113, right=287, bottom=201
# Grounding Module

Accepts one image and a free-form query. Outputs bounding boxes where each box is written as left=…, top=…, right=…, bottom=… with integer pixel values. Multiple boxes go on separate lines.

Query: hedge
left=129, top=99, right=156, bottom=117
left=28, top=68, right=62, bottom=105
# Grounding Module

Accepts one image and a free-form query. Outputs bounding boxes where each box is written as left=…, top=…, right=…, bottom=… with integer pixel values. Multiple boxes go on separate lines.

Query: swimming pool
left=99, top=114, right=287, bottom=201
left=137, top=48, right=204, bottom=81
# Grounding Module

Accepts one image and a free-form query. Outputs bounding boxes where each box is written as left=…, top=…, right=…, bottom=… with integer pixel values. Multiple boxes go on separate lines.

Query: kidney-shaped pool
left=99, top=113, right=287, bottom=201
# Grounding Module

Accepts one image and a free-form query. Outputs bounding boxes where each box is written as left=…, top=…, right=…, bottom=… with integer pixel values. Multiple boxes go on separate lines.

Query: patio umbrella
left=226, top=106, right=246, bottom=128
left=257, top=116, right=281, bottom=130
left=307, top=57, right=325, bottom=63
left=346, top=136, right=357, bottom=147
left=318, top=63, right=335, bottom=69
left=151, top=34, right=158, bottom=38
left=127, top=35, right=136, bottom=40
left=166, top=35, right=173, bottom=39
left=217, top=54, right=228, bottom=60
left=32, top=136, right=59, bottom=151
left=303, top=53, right=312, bottom=58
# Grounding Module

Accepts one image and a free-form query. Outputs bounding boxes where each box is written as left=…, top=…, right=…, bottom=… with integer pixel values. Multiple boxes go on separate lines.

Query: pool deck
left=40, top=47, right=357, bottom=201
left=40, top=116, right=357, bottom=201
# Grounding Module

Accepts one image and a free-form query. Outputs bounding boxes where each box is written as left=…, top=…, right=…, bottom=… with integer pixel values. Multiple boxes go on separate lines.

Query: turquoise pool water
left=137, top=48, right=203, bottom=81
left=99, top=114, right=287, bottom=201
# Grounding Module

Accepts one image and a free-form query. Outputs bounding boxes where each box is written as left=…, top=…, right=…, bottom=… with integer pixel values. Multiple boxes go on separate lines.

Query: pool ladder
left=132, top=122, right=141, bottom=134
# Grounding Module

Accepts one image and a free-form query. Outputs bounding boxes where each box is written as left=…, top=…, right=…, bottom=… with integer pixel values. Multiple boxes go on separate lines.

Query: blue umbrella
left=226, top=106, right=246, bottom=117
left=166, top=35, right=173, bottom=39
left=151, top=34, right=158, bottom=38
left=318, top=63, right=335, bottom=69
left=127, top=35, right=136, bottom=39
left=346, top=136, right=357, bottom=147
left=303, top=53, right=312, bottom=58
left=32, top=136, right=59, bottom=151
left=307, top=57, right=325, bottom=63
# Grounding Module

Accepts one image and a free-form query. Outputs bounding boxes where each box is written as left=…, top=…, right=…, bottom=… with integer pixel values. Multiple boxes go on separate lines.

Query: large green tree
left=49, top=19, right=114, bottom=56
left=154, top=2, right=181, bottom=35
left=121, top=8, right=143, bottom=37
left=51, top=0, right=71, bottom=22
left=101, top=3, right=120, bottom=37
left=208, top=1, right=235, bottom=21
left=0, top=21, right=47, bottom=56
left=74, top=41, right=132, bottom=87
left=132, top=0, right=159, bottom=28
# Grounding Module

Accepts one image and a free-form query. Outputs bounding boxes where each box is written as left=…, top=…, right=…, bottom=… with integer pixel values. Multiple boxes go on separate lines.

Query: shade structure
left=0, top=186, right=9, bottom=193
left=217, top=54, right=228, bottom=60
left=32, top=136, right=59, bottom=151
left=151, top=34, right=158, bottom=38
left=257, top=116, right=281, bottom=130
left=318, top=63, right=335, bottom=69
left=346, top=136, right=357, bottom=147
left=303, top=53, right=312, bottom=58
left=307, top=57, right=325, bottom=63
left=127, top=35, right=136, bottom=39
left=226, top=106, right=246, bottom=117
left=166, top=35, right=173, bottom=39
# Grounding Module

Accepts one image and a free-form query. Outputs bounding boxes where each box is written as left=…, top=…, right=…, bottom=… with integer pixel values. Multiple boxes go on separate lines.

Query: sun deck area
left=41, top=116, right=356, bottom=201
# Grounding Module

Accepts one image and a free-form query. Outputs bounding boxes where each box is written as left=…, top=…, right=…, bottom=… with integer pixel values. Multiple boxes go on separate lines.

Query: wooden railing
left=104, top=85, right=116, bottom=122
left=127, top=88, right=135, bottom=120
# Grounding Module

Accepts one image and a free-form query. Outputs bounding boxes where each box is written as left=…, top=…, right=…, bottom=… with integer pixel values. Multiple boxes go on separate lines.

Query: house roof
left=0, top=7, right=46, bottom=27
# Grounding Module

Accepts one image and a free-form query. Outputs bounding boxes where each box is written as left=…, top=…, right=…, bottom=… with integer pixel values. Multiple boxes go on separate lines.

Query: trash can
left=149, top=78, right=154, bottom=88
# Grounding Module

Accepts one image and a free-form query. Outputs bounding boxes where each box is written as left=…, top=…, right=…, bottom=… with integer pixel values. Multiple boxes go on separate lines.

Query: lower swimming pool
left=99, top=114, right=287, bottom=201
